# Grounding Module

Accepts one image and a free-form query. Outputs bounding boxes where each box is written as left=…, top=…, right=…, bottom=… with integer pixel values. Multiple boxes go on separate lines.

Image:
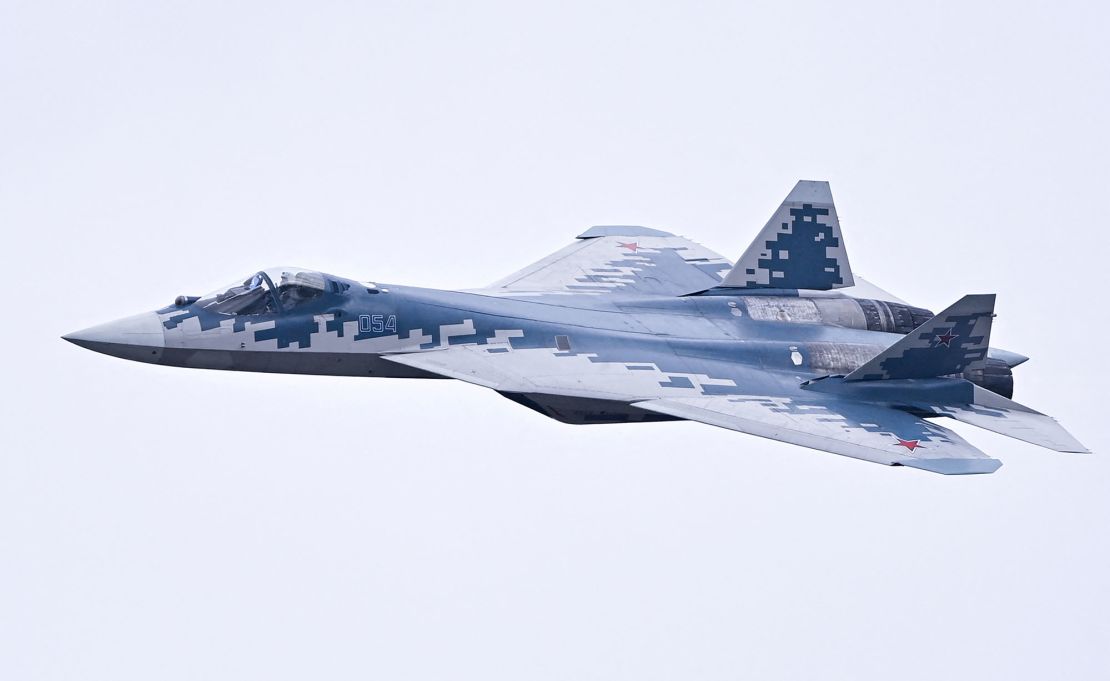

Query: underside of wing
left=635, top=395, right=1002, bottom=474
left=381, top=343, right=739, bottom=401
left=480, top=226, right=732, bottom=296
left=384, top=346, right=1002, bottom=474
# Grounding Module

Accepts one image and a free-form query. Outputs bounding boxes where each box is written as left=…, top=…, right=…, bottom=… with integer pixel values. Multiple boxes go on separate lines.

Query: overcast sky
left=2, top=1, right=1108, bottom=679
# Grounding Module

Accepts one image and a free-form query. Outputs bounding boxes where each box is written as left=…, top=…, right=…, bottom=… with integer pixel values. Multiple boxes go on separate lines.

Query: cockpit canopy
left=201, top=266, right=339, bottom=315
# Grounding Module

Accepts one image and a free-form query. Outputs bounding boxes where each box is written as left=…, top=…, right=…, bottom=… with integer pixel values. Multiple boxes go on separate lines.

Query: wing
left=481, top=226, right=732, bottom=296
left=381, top=343, right=739, bottom=399
left=635, top=395, right=1001, bottom=474
left=384, top=345, right=1002, bottom=475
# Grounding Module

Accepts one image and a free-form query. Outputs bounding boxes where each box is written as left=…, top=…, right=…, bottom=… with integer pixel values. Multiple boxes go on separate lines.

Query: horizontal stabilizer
left=802, top=375, right=1089, bottom=454
left=845, top=294, right=995, bottom=381
left=719, top=180, right=854, bottom=291
left=988, top=347, right=1029, bottom=368
left=934, top=387, right=1090, bottom=453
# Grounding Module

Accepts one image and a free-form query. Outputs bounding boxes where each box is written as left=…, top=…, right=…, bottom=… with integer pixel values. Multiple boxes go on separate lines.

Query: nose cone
left=63, top=312, right=166, bottom=364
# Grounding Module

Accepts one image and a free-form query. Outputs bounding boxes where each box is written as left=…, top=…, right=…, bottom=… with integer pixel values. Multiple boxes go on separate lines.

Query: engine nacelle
left=740, top=296, right=933, bottom=334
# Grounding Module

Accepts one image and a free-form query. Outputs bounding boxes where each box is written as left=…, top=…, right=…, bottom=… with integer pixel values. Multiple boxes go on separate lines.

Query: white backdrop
left=2, top=2, right=1107, bottom=679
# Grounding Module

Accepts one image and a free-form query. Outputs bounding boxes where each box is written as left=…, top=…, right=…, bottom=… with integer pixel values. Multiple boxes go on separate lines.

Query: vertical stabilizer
left=845, top=294, right=995, bottom=381
left=719, top=180, right=854, bottom=290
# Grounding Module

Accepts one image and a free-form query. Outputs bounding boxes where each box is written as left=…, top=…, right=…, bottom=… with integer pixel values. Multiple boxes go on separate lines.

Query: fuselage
left=66, top=266, right=938, bottom=388
left=64, top=266, right=1021, bottom=421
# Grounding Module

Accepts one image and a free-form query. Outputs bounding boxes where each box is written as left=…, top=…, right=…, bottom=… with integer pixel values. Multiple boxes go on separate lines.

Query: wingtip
left=576, top=225, right=675, bottom=239
left=898, top=457, right=1004, bottom=475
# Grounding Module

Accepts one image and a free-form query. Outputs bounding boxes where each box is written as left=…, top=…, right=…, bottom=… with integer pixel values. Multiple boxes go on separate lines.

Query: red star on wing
left=618, top=242, right=640, bottom=251
left=934, top=330, right=958, bottom=347
left=894, top=438, right=923, bottom=452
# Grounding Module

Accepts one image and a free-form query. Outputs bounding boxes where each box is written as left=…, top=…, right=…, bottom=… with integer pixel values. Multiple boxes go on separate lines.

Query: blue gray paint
left=63, top=181, right=1088, bottom=474
left=743, top=203, right=843, bottom=289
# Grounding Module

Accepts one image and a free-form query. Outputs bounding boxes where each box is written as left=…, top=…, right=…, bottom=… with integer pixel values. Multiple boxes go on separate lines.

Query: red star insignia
left=618, top=242, right=640, bottom=251
left=934, top=330, right=958, bottom=347
left=894, top=438, right=923, bottom=452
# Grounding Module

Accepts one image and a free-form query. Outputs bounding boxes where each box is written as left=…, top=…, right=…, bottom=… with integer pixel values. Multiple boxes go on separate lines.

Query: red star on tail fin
left=934, top=330, right=958, bottom=347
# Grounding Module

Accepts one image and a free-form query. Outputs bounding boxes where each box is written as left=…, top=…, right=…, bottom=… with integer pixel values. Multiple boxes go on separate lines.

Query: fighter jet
left=64, top=181, right=1088, bottom=474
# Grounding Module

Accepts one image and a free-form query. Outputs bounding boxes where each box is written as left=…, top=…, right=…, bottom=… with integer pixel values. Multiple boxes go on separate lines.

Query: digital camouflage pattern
left=64, top=181, right=1088, bottom=474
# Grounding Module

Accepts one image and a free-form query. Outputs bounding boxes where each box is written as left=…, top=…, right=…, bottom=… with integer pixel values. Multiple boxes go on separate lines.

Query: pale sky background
left=2, top=1, right=1108, bottom=679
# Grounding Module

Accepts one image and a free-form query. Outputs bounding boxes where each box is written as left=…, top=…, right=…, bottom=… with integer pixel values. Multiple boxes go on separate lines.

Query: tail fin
left=845, top=294, right=995, bottom=381
left=719, top=180, right=854, bottom=290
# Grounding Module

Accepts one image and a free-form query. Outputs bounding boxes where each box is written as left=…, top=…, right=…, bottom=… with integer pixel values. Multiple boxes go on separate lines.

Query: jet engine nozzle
left=963, top=358, right=1014, bottom=398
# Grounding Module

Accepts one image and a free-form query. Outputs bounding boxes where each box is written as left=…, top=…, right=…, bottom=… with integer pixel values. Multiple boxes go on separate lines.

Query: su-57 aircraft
left=65, top=181, right=1088, bottom=474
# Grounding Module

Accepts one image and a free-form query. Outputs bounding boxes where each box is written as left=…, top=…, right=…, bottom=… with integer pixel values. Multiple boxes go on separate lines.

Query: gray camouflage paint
left=64, top=181, right=1089, bottom=474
